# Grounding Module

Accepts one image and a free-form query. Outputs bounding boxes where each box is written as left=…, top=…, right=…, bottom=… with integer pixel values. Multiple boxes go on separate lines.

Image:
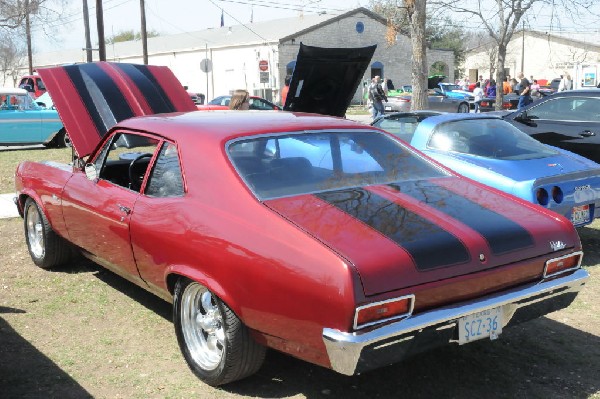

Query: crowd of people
left=458, top=72, right=574, bottom=111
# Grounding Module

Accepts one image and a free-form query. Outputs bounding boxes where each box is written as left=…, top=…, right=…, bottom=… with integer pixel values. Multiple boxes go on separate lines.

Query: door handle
left=118, top=204, right=131, bottom=214
left=580, top=130, right=596, bottom=137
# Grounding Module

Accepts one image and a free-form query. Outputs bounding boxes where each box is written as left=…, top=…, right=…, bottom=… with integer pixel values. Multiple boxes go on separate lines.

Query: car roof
left=0, top=87, right=28, bottom=95
left=118, top=110, right=373, bottom=144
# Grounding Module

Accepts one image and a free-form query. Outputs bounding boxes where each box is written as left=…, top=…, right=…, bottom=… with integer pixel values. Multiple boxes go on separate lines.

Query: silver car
left=383, top=90, right=471, bottom=113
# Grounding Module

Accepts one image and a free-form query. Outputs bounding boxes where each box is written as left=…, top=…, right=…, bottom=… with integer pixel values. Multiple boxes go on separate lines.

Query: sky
left=32, top=0, right=600, bottom=54
left=33, top=0, right=368, bottom=53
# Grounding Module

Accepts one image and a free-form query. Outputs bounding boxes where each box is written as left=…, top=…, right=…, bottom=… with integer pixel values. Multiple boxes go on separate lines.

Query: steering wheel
left=128, top=153, right=153, bottom=191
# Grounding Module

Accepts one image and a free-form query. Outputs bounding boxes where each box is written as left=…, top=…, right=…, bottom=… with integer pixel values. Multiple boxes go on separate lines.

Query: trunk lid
left=265, top=177, right=577, bottom=296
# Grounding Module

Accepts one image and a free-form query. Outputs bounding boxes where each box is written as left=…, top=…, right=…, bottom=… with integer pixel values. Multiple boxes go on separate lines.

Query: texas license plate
left=571, top=204, right=591, bottom=225
left=458, top=307, right=503, bottom=345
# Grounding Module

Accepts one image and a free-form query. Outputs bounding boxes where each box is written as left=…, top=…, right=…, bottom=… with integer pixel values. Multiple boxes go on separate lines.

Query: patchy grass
left=0, top=214, right=599, bottom=398
left=0, top=147, right=72, bottom=193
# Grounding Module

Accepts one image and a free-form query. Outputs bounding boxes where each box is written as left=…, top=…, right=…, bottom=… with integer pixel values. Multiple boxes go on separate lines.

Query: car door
left=507, top=95, right=600, bottom=162
left=61, top=131, right=160, bottom=278
left=0, top=94, right=43, bottom=143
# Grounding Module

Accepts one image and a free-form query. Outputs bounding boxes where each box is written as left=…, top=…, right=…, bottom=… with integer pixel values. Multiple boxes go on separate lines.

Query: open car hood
left=284, top=43, right=376, bottom=117
left=38, top=62, right=196, bottom=157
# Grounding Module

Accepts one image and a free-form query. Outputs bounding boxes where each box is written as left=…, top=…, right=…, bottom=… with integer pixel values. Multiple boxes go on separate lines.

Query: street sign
left=259, top=60, right=269, bottom=72
left=260, top=71, right=269, bottom=83
left=200, top=59, right=212, bottom=73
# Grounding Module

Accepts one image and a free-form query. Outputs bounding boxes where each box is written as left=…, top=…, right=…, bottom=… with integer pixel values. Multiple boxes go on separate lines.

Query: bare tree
left=434, top=0, right=598, bottom=109
left=0, top=30, right=26, bottom=85
left=370, top=0, right=428, bottom=110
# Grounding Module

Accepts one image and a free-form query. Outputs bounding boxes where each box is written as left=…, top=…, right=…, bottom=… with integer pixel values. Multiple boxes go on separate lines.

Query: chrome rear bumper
left=323, top=268, right=589, bottom=375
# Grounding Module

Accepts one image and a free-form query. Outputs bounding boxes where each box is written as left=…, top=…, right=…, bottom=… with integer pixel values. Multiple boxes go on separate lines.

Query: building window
left=356, top=21, right=364, bottom=33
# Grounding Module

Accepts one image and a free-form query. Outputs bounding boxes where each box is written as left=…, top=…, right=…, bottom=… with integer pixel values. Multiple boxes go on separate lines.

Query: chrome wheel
left=180, top=283, right=225, bottom=371
left=26, top=203, right=44, bottom=259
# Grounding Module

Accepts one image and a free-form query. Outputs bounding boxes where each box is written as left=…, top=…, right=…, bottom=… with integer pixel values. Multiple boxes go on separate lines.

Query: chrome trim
left=543, top=251, right=583, bottom=278
left=353, top=294, right=415, bottom=330
left=322, top=268, right=589, bottom=376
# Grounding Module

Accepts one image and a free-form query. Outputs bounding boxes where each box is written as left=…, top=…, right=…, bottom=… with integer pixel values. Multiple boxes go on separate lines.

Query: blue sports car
left=0, top=87, right=66, bottom=147
left=372, top=112, right=600, bottom=227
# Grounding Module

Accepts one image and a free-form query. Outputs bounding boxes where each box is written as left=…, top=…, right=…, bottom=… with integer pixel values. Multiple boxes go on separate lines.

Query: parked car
left=187, top=91, right=205, bottom=105
left=18, top=74, right=46, bottom=99
left=373, top=111, right=600, bottom=227
left=18, top=62, right=588, bottom=386
left=200, top=95, right=281, bottom=110
left=502, top=89, right=600, bottom=163
left=0, top=87, right=67, bottom=147
left=383, top=91, right=470, bottom=113
left=436, top=82, right=475, bottom=101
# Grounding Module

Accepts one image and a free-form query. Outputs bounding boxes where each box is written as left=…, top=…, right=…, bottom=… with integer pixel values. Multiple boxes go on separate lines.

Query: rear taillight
left=544, top=252, right=582, bottom=278
left=502, top=102, right=512, bottom=109
left=354, top=295, right=414, bottom=330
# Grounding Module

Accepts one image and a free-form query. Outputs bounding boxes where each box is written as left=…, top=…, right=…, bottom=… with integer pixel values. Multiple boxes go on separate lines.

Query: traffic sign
left=259, top=60, right=269, bottom=72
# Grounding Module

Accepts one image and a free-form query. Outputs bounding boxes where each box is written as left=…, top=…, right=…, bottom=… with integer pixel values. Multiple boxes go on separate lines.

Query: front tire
left=23, top=198, right=72, bottom=269
left=173, top=278, right=265, bottom=386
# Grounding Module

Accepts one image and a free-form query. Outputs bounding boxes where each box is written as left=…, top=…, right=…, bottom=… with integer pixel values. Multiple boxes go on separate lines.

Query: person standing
left=486, top=79, right=497, bottom=98
left=280, top=76, right=291, bottom=107
left=473, top=82, right=484, bottom=113
left=229, top=89, right=250, bottom=110
left=559, top=74, right=573, bottom=91
left=503, top=77, right=512, bottom=95
left=517, top=72, right=532, bottom=110
left=368, top=76, right=387, bottom=119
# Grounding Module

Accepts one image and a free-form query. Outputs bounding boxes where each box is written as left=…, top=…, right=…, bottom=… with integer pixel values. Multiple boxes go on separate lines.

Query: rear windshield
left=428, top=118, right=558, bottom=160
left=228, top=130, right=448, bottom=200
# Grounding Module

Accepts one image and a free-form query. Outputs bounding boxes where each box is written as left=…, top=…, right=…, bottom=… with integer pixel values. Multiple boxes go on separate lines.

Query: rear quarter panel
left=16, top=161, right=74, bottom=237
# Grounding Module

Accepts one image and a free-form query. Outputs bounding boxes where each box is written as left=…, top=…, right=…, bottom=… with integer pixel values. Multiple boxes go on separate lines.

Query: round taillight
left=536, top=188, right=549, bottom=205
left=552, top=186, right=564, bottom=204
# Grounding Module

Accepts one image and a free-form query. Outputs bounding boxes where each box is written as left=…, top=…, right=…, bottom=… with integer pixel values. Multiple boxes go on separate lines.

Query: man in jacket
left=369, top=76, right=388, bottom=119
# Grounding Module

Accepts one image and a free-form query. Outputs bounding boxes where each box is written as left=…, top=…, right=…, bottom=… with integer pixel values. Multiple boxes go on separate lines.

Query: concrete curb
left=0, top=193, right=18, bottom=219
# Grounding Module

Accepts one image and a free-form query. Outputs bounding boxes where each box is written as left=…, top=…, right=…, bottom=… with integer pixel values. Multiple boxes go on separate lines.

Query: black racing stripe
left=65, top=63, right=135, bottom=132
left=123, top=64, right=177, bottom=113
left=316, top=188, right=470, bottom=271
left=64, top=65, right=107, bottom=140
left=388, top=181, right=534, bottom=254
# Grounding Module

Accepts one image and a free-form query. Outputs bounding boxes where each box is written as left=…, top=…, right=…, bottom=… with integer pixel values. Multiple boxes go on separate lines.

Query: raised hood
left=265, top=177, right=578, bottom=296
left=284, top=43, right=376, bottom=117
left=38, top=62, right=196, bottom=157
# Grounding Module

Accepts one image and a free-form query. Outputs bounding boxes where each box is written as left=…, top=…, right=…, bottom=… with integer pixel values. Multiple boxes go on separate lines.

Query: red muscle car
left=14, top=62, right=589, bottom=386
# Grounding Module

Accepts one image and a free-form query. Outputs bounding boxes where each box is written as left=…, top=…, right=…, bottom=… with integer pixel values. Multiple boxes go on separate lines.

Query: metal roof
left=33, top=8, right=385, bottom=67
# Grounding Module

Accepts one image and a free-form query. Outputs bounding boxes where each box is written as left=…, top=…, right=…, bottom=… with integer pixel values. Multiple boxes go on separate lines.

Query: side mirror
left=84, top=163, right=98, bottom=181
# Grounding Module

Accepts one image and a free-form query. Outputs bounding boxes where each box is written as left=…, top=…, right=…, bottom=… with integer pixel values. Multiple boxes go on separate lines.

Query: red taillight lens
left=481, top=101, right=490, bottom=107
left=354, top=295, right=414, bottom=330
left=544, top=252, right=582, bottom=278
left=502, top=102, right=512, bottom=109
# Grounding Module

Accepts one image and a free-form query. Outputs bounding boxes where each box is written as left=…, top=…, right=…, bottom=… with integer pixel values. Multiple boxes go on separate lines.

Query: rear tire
left=458, top=103, right=470, bottom=113
left=173, top=278, right=265, bottom=386
left=23, top=198, right=72, bottom=269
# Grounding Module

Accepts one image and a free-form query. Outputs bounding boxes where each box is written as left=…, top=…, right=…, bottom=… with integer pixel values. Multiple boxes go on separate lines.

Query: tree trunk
left=407, top=0, right=427, bottom=110
left=495, top=43, right=507, bottom=111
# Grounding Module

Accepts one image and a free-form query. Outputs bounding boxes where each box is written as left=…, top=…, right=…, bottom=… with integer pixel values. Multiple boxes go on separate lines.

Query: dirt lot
left=0, top=212, right=598, bottom=399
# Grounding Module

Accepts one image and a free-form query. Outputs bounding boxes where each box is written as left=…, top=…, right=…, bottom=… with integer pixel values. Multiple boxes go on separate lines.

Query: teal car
left=0, top=88, right=67, bottom=147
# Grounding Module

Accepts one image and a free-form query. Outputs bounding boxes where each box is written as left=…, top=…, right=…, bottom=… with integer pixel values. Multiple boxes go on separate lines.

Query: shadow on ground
left=0, top=309, right=93, bottom=399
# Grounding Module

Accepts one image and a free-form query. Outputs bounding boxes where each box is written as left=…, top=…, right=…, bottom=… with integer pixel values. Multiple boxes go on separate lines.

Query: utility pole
left=96, top=0, right=106, bottom=61
left=521, top=21, right=525, bottom=73
left=140, top=0, right=148, bottom=64
left=25, top=0, right=33, bottom=74
left=83, top=0, right=93, bottom=62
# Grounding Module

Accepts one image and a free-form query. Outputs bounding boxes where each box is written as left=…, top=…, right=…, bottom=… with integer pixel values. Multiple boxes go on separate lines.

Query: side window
left=145, top=142, right=184, bottom=197
left=97, top=132, right=159, bottom=192
left=527, top=97, right=600, bottom=122
left=36, top=78, right=45, bottom=90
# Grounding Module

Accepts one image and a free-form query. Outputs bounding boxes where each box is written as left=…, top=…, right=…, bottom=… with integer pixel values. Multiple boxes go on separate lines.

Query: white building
left=27, top=7, right=454, bottom=104
left=464, top=30, right=600, bottom=85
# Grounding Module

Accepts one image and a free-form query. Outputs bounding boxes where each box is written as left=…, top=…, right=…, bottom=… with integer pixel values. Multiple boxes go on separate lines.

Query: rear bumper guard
left=323, top=268, right=589, bottom=375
